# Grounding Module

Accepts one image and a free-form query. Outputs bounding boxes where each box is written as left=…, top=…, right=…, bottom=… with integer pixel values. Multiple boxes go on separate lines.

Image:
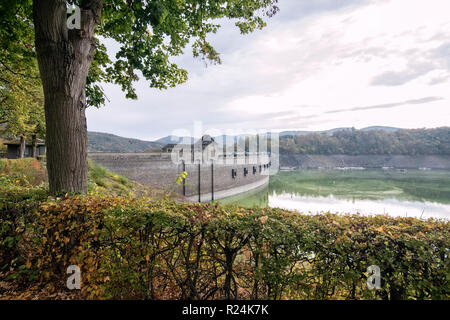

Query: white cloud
left=87, top=0, right=450, bottom=140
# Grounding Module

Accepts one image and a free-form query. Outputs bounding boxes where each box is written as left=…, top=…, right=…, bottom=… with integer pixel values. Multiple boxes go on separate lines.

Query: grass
left=87, top=159, right=186, bottom=200
left=87, top=159, right=134, bottom=196
left=0, top=158, right=47, bottom=186
left=0, top=157, right=186, bottom=201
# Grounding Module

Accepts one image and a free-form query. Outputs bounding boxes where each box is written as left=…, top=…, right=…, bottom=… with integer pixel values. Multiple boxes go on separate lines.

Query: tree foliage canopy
left=91, top=0, right=279, bottom=104
left=0, top=0, right=45, bottom=139
left=2, top=0, right=278, bottom=107
left=280, top=128, right=450, bottom=156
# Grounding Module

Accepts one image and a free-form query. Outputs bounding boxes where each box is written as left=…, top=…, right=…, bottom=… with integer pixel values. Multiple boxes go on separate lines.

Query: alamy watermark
left=366, top=265, right=381, bottom=290
left=167, top=121, right=279, bottom=175
left=66, top=265, right=81, bottom=290
left=67, top=5, right=81, bottom=30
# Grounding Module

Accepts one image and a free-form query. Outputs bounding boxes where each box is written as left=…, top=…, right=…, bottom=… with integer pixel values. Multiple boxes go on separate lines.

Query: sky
left=86, top=0, right=450, bottom=141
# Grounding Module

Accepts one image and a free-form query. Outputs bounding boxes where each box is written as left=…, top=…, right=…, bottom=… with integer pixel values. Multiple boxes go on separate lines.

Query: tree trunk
left=31, top=134, right=37, bottom=158
left=33, top=0, right=102, bottom=195
left=19, top=136, right=25, bottom=158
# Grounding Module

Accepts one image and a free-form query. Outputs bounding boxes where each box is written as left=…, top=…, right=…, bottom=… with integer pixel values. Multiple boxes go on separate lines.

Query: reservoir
left=218, top=169, right=450, bottom=220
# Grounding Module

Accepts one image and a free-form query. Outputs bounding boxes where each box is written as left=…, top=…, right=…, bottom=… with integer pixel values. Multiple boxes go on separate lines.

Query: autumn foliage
left=1, top=186, right=449, bottom=300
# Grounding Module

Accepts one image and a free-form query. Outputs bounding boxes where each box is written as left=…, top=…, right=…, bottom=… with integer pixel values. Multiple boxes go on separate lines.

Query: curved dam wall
left=89, top=152, right=271, bottom=202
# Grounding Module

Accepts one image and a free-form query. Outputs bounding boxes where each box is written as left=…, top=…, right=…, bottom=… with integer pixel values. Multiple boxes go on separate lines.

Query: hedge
left=1, top=191, right=449, bottom=300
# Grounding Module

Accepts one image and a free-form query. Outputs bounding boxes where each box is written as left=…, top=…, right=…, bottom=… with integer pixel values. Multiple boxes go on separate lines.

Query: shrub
left=1, top=193, right=448, bottom=300
left=0, top=184, right=48, bottom=282
left=0, top=158, right=47, bottom=186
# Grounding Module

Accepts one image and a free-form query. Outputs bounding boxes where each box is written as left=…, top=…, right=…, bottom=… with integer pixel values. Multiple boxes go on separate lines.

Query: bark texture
left=33, top=0, right=102, bottom=194
left=31, top=134, right=37, bottom=158
left=19, top=136, right=25, bottom=158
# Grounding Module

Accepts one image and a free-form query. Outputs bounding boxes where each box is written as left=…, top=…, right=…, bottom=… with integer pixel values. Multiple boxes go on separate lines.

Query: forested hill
left=87, top=128, right=450, bottom=155
left=88, top=132, right=162, bottom=153
left=279, top=127, right=450, bottom=155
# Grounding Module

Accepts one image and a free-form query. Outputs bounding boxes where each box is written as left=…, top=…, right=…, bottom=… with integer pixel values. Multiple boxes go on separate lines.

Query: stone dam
left=89, top=152, right=273, bottom=202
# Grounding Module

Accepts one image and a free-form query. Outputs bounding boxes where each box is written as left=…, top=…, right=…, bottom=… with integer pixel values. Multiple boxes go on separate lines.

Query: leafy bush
left=1, top=193, right=448, bottom=300
left=0, top=158, right=48, bottom=280
left=0, top=184, right=48, bottom=282
left=0, top=158, right=47, bottom=186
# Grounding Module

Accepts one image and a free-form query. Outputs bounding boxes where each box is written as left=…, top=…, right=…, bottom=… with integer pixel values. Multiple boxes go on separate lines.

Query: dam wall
left=89, top=152, right=271, bottom=202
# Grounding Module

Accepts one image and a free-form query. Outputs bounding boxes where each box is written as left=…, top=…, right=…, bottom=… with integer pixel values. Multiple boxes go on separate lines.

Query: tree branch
left=0, top=60, right=39, bottom=79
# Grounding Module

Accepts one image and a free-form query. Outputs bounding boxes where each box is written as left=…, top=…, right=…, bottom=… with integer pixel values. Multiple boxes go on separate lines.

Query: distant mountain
left=156, top=135, right=240, bottom=146
left=88, top=132, right=163, bottom=153
left=156, top=127, right=401, bottom=146
left=279, top=127, right=450, bottom=156
left=324, top=127, right=353, bottom=135
left=279, top=127, right=399, bottom=137
left=87, top=126, right=403, bottom=153
left=280, top=127, right=352, bottom=137
left=360, top=126, right=399, bottom=132
left=279, top=131, right=313, bottom=136
left=155, top=135, right=179, bottom=144
left=155, top=135, right=195, bottom=145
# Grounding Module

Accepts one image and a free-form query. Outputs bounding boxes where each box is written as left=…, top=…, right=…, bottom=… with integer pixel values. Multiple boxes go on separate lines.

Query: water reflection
left=218, top=169, right=450, bottom=220
left=269, top=192, right=450, bottom=220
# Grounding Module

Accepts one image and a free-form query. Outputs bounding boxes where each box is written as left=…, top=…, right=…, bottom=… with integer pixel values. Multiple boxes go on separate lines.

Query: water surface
left=218, top=169, right=450, bottom=220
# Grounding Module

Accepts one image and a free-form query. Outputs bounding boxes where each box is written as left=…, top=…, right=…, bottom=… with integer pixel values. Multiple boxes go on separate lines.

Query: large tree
left=2, top=0, right=279, bottom=194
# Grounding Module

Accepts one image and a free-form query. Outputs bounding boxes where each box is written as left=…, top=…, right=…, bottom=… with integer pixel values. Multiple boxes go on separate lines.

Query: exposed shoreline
left=279, top=154, right=450, bottom=170
left=187, top=175, right=269, bottom=202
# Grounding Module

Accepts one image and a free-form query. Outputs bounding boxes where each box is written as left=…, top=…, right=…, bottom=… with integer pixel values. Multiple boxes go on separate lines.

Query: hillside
left=88, top=131, right=163, bottom=152
left=278, top=126, right=398, bottom=137
left=279, top=154, right=450, bottom=169
left=4, top=127, right=446, bottom=156
left=155, top=135, right=195, bottom=145
left=279, top=127, right=450, bottom=156
left=155, top=126, right=400, bottom=146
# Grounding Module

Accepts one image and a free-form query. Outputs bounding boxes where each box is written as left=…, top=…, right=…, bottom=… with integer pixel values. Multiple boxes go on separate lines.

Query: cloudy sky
left=86, top=0, right=450, bottom=141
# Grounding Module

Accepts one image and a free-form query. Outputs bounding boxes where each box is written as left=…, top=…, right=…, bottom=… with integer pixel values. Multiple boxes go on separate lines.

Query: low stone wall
left=89, top=152, right=271, bottom=202
left=280, top=154, right=450, bottom=169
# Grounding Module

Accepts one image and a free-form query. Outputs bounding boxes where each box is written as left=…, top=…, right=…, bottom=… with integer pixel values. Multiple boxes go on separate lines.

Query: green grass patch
left=87, top=159, right=133, bottom=195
